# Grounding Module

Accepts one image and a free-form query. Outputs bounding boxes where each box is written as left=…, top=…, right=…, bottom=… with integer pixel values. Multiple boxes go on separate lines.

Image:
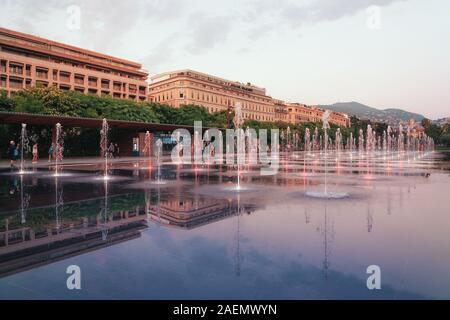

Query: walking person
left=32, top=143, right=38, bottom=163
left=108, top=142, right=115, bottom=159
left=8, top=141, right=18, bottom=168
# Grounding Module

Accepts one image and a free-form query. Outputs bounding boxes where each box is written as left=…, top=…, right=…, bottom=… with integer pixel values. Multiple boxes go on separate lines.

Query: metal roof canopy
left=0, top=111, right=211, bottom=133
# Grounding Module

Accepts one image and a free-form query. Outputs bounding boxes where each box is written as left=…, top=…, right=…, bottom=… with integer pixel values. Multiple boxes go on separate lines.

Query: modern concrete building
left=0, top=27, right=148, bottom=101
left=149, top=69, right=276, bottom=122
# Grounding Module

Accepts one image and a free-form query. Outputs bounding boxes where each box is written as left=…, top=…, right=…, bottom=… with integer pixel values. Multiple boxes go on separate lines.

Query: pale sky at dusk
left=1, top=0, right=449, bottom=119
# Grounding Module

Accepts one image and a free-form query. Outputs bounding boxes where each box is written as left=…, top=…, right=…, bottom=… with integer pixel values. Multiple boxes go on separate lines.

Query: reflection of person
left=8, top=174, right=18, bottom=195
left=8, top=140, right=18, bottom=168
left=32, top=143, right=38, bottom=163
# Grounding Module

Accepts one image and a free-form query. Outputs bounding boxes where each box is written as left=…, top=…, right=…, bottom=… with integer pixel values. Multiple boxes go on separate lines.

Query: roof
left=0, top=111, right=210, bottom=132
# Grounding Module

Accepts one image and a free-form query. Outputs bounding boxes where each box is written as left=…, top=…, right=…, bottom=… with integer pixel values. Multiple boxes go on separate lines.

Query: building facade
left=149, top=69, right=349, bottom=127
left=149, top=69, right=275, bottom=122
left=0, top=27, right=148, bottom=101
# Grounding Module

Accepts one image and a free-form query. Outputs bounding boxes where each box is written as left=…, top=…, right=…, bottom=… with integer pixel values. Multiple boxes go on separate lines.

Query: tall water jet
left=313, top=127, right=319, bottom=151
left=155, top=138, right=163, bottom=183
left=335, top=128, right=342, bottom=153
left=233, top=102, right=244, bottom=190
left=305, top=128, right=311, bottom=153
left=100, top=119, right=109, bottom=180
left=358, top=129, right=364, bottom=152
left=54, top=123, right=63, bottom=177
left=306, top=111, right=349, bottom=199
left=387, top=126, right=392, bottom=152
left=349, top=132, right=354, bottom=151
left=398, top=124, right=404, bottom=152
left=19, top=123, right=30, bottom=174
left=366, top=125, right=373, bottom=152
left=143, top=131, right=152, bottom=157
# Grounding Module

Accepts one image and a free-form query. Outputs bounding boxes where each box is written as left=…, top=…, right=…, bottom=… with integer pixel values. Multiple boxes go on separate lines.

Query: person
left=8, top=141, right=17, bottom=168
left=32, top=143, right=38, bottom=163
left=48, top=143, right=55, bottom=162
left=56, top=143, right=63, bottom=161
left=108, top=142, right=115, bottom=159
left=114, top=143, right=120, bottom=158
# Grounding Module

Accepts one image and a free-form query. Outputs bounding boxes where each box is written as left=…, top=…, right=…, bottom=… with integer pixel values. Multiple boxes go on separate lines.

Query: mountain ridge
left=321, top=101, right=425, bottom=124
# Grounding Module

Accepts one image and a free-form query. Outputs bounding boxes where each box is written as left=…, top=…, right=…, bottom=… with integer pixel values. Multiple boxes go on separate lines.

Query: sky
left=0, top=0, right=449, bottom=119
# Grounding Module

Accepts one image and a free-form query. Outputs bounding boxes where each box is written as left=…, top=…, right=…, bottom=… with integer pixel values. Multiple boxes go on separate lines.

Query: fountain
left=143, top=131, right=152, bottom=158
left=100, top=119, right=109, bottom=180
left=54, top=123, right=63, bottom=177
left=306, top=110, right=349, bottom=199
left=305, top=128, right=311, bottom=153
left=155, top=138, right=164, bottom=184
left=233, top=102, right=244, bottom=191
left=18, top=123, right=30, bottom=174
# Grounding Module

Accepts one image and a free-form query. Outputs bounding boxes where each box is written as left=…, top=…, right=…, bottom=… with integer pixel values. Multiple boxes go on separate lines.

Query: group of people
left=6, top=140, right=62, bottom=168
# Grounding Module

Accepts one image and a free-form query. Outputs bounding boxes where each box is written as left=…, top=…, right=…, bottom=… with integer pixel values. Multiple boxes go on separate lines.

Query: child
left=32, top=143, right=38, bottom=163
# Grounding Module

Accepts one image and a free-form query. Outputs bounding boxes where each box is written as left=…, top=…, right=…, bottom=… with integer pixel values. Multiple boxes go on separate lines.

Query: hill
left=322, top=102, right=425, bottom=124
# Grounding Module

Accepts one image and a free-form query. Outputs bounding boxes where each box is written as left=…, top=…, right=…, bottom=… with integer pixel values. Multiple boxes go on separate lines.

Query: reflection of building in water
left=0, top=205, right=147, bottom=278
left=148, top=197, right=258, bottom=230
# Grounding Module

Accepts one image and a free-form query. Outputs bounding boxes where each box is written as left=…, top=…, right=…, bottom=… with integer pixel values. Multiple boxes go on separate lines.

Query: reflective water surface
left=0, top=151, right=450, bottom=299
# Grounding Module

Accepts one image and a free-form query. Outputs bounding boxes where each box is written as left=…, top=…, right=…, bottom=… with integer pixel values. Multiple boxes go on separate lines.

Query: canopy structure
left=0, top=111, right=211, bottom=133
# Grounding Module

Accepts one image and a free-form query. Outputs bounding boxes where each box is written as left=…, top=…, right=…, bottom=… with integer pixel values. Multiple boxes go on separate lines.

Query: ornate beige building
left=0, top=27, right=149, bottom=101
left=150, top=69, right=350, bottom=127
left=149, top=69, right=275, bottom=122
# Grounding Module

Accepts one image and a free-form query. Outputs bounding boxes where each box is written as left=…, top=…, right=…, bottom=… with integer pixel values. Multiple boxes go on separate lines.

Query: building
left=276, top=102, right=350, bottom=127
left=149, top=69, right=275, bottom=122
left=149, top=69, right=350, bottom=127
left=0, top=27, right=148, bottom=101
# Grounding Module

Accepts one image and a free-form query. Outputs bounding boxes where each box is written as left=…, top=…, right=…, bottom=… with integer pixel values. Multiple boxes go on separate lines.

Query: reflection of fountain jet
left=19, top=175, right=30, bottom=224
left=54, top=175, right=64, bottom=231
left=234, top=195, right=242, bottom=277
left=367, top=205, right=373, bottom=233
left=304, top=207, right=310, bottom=224
left=318, top=205, right=334, bottom=280
left=100, top=180, right=109, bottom=240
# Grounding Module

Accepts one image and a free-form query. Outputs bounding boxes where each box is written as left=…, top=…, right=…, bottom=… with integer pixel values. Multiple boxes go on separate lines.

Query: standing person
left=48, top=143, right=55, bottom=162
left=114, top=143, right=120, bottom=158
left=56, top=143, right=63, bottom=161
left=8, top=141, right=17, bottom=168
left=32, top=143, right=39, bottom=163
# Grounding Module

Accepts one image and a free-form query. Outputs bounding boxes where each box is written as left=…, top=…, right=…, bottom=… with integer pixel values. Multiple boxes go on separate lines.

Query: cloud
left=185, top=12, right=233, bottom=54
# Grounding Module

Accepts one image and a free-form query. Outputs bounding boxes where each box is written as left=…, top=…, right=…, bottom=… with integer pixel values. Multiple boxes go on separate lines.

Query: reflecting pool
left=0, top=151, right=449, bottom=299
